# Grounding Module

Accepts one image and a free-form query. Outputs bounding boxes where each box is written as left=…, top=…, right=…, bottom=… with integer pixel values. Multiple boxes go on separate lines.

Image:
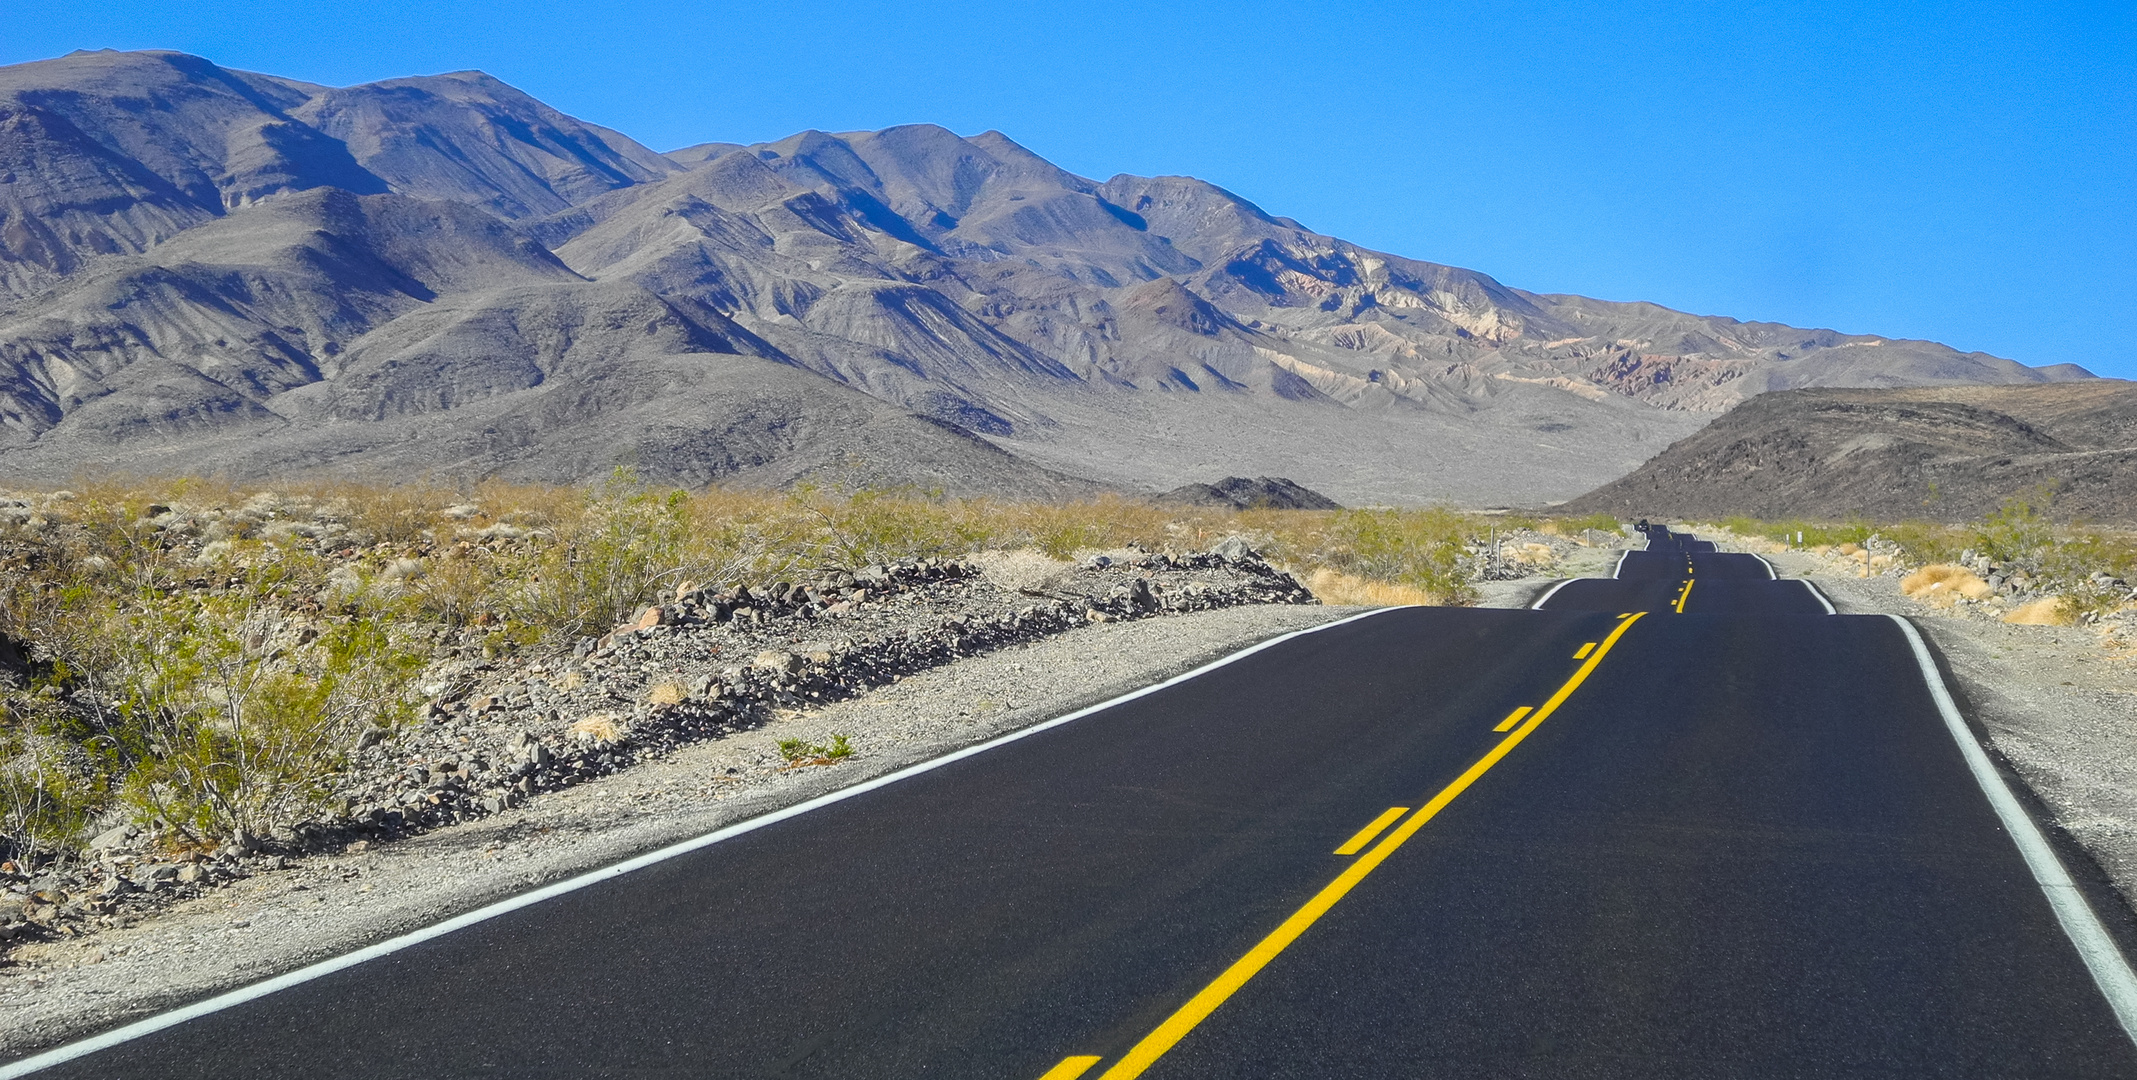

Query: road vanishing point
left=9, top=528, right=2137, bottom=1078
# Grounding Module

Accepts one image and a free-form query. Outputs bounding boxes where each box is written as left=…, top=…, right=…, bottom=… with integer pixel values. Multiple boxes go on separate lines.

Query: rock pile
left=1464, top=526, right=1617, bottom=581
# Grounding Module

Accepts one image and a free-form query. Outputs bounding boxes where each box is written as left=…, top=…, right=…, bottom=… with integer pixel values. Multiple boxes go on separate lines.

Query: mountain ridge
left=0, top=49, right=2086, bottom=503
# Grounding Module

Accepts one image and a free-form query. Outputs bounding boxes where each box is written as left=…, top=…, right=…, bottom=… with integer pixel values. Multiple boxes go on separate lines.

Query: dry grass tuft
left=646, top=682, right=686, bottom=706
left=2005, top=597, right=2077, bottom=626
left=970, top=547, right=1074, bottom=596
left=568, top=714, right=628, bottom=744
left=1901, top=564, right=1994, bottom=603
left=1305, top=569, right=1438, bottom=607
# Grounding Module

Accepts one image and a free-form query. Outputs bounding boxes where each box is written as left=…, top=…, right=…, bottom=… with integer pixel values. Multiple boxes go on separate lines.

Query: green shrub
left=84, top=572, right=420, bottom=846
left=1548, top=513, right=1623, bottom=536
left=777, top=734, right=853, bottom=765
left=1321, top=507, right=1478, bottom=604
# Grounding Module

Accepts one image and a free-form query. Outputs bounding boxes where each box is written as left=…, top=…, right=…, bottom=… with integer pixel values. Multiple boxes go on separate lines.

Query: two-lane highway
left=1541, top=523, right=1828, bottom=616
left=7, top=529, right=2134, bottom=1077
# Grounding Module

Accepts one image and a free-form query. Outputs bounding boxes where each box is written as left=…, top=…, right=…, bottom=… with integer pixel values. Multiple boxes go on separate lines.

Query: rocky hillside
left=1160, top=477, right=1340, bottom=510
left=1561, top=382, right=2137, bottom=524
left=0, top=49, right=2089, bottom=503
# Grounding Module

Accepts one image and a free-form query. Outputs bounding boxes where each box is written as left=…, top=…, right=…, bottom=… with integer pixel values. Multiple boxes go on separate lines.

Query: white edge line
left=0, top=606, right=1403, bottom=1078
left=1753, top=554, right=1778, bottom=580
left=1801, top=580, right=1838, bottom=615
left=1886, top=614, right=2137, bottom=1046
left=1530, top=578, right=1580, bottom=610
left=1612, top=548, right=1631, bottom=579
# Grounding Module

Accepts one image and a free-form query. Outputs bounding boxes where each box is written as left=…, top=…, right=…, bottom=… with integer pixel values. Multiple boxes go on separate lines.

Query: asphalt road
left=11, top=529, right=2137, bottom=1077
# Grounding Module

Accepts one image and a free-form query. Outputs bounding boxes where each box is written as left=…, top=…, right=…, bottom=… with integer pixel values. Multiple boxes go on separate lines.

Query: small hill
left=1561, top=382, right=2137, bottom=524
left=1160, top=477, right=1341, bottom=510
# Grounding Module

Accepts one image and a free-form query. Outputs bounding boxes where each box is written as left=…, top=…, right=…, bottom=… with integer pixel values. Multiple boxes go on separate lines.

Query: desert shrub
left=1319, top=507, right=1477, bottom=604
left=49, top=556, right=424, bottom=847
left=0, top=723, right=104, bottom=867
left=794, top=487, right=994, bottom=569
left=496, top=471, right=761, bottom=642
left=991, top=496, right=1187, bottom=558
left=1720, top=516, right=1877, bottom=548
left=1546, top=513, right=1622, bottom=536
left=1716, top=496, right=2136, bottom=622
left=2005, top=596, right=2078, bottom=626
left=1899, top=564, right=1993, bottom=603
left=1878, top=521, right=1968, bottom=565
left=778, top=733, right=853, bottom=765
left=1974, top=493, right=2056, bottom=564
left=1303, top=569, right=1437, bottom=606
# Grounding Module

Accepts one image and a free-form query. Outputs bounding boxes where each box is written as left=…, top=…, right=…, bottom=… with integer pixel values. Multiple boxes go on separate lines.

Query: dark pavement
left=11, top=529, right=2135, bottom=1078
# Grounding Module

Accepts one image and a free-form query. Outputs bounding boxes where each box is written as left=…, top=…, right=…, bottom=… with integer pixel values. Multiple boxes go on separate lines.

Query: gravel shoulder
left=0, top=602, right=1362, bottom=1057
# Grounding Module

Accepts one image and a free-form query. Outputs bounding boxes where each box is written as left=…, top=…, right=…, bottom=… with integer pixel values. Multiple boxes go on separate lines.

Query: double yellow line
left=1039, top=611, right=1649, bottom=1079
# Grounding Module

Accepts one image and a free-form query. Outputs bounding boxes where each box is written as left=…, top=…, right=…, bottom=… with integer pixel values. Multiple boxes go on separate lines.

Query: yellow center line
left=1492, top=705, right=1533, bottom=733
left=1079, top=611, right=1649, bottom=1080
left=1333, top=806, right=1410, bottom=855
left=1037, top=1056, right=1103, bottom=1079
left=1572, top=641, right=1596, bottom=660
left=1673, top=578, right=1695, bottom=613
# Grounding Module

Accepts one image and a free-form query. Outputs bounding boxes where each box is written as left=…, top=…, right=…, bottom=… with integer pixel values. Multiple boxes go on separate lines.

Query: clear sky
left=6, top=0, right=2132, bottom=377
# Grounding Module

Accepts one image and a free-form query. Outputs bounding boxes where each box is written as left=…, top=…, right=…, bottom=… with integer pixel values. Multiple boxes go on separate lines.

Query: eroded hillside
left=0, top=49, right=2086, bottom=503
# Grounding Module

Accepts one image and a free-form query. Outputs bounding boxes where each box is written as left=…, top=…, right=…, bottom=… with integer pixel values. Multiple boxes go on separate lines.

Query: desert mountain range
left=0, top=49, right=2092, bottom=503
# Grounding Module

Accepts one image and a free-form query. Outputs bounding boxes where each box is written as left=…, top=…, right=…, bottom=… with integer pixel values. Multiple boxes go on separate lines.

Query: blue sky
left=6, top=0, right=2132, bottom=377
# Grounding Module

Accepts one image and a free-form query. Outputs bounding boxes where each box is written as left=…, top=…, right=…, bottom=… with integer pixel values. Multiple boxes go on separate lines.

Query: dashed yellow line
left=1673, top=579, right=1695, bottom=613
left=1333, top=807, right=1410, bottom=855
left=1493, top=705, right=1533, bottom=733
left=1573, top=641, right=1596, bottom=660
left=1037, top=1055, right=1102, bottom=1079
left=1055, top=611, right=1649, bottom=1079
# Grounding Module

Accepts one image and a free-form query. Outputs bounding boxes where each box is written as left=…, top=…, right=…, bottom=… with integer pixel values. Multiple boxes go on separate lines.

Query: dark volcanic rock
left=1562, top=382, right=2137, bottom=525
left=1160, top=476, right=1341, bottom=510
